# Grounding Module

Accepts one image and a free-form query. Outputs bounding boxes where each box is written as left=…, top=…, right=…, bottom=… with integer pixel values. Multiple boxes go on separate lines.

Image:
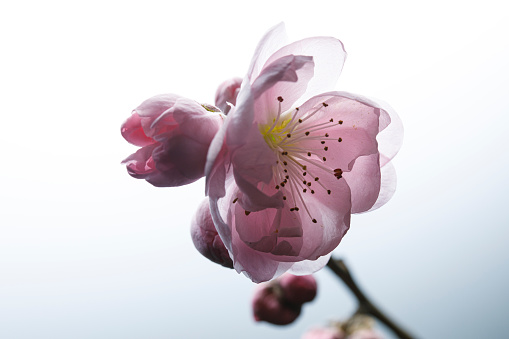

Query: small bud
left=190, top=199, right=233, bottom=269
left=252, top=273, right=318, bottom=326
left=279, top=274, right=317, bottom=305
left=252, top=283, right=301, bottom=325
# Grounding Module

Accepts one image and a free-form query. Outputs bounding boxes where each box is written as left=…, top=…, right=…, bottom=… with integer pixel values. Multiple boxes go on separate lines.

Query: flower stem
left=326, top=257, right=415, bottom=339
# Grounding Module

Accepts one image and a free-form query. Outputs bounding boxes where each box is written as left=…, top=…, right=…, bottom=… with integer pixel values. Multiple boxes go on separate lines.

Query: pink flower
left=205, top=23, right=402, bottom=283
left=252, top=273, right=317, bottom=325
left=121, top=94, right=223, bottom=187
left=191, top=199, right=233, bottom=269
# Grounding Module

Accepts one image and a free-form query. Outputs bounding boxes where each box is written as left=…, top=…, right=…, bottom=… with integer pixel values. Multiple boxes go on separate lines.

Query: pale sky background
left=1, top=1, right=508, bottom=338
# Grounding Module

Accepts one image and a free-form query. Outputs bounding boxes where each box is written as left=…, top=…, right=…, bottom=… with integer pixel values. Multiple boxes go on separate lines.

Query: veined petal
left=226, top=82, right=255, bottom=148
left=293, top=92, right=381, bottom=173
left=121, top=144, right=158, bottom=178
left=367, top=160, right=397, bottom=212
left=222, top=165, right=351, bottom=282
left=342, top=153, right=382, bottom=213
left=120, top=112, right=154, bottom=147
left=288, top=253, right=332, bottom=276
left=230, top=122, right=283, bottom=211
left=264, top=37, right=347, bottom=103
left=151, top=133, right=209, bottom=185
left=248, top=22, right=289, bottom=81
left=373, top=99, right=404, bottom=167
left=215, top=77, right=242, bottom=114
left=135, top=93, right=180, bottom=137
left=252, top=55, right=315, bottom=124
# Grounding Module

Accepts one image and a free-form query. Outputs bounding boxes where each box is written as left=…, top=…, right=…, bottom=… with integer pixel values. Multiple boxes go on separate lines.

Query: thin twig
left=326, top=257, right=415, bottom=339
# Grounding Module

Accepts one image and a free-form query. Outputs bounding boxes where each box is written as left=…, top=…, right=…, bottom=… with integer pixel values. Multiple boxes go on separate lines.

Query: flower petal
left=367, top=160, right=397, bottom=212
left=252, top=55, right=315, bottom=124
left=120, top=112, right=154, bottom=147
left=373, top=99, right=404, bottom=167
left=248, top=22, right=289, bottom=81
left=215, top=77, right=242, bottom=114
left=191, top=198, right=233, bottom=268
left=342, top=153, right=381, bottom=213
left=223, top=167, right=351, bottom=282
left=295, top=92, right=381, bottom=173
left=134, top=93, right=180, bottom=137
left=121, top=144, right=158, bottom=178
left=264, top=37, right=347, bottom=103
left=288, top=253, right=332, bottom=276
left=151, top=133, right=209, bottom=186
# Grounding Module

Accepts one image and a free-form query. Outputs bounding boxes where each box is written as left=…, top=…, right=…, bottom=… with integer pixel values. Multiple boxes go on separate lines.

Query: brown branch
left=326, top=257, right=415, bottom=339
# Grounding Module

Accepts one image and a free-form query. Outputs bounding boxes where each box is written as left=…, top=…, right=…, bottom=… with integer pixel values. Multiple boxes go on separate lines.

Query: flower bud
left=191, top=199, right=233, bottom=269
left=279, top=274, right=317, bottom=305
left=121, top=94, right=223, bottom=187
left=252, top=283, right=301, bottom=325
left=252, top=273, right=317, bottom=325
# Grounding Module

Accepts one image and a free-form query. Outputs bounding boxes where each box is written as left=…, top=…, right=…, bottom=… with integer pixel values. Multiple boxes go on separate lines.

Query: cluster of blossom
left=121, top=23, right=402, bottom=283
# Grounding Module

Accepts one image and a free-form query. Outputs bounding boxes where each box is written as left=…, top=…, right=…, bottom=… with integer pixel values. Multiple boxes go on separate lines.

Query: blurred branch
left=326, top=257, right=415, bottom=339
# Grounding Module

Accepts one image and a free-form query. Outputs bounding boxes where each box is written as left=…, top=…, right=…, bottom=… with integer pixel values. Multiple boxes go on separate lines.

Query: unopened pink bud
left=279, top=274, right=317, bottom=305
left=252, top=283, right=301, bottom=325
left=191, top=199, right=233, bottom=269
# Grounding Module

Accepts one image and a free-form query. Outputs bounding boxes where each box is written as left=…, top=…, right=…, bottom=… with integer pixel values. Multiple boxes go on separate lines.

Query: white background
left=1, top=1, right=508, bottom=338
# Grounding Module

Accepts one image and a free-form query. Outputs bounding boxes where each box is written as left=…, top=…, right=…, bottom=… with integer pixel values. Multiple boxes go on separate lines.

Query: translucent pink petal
left=367, top=160, right=397, bottom=212
left=373, top=99, right=404, bottom=167
left=288, top=253, right=332, bottom=276
left=230, top=125, right=283, bottom=211
left=252, top=55, right=315, bottom=124
left=295, top=92, right=381, bottom=172
left=190, top=199, right=233, bottom=268
left=264, top=37, right=347, bottom=103
left=121, top=144, right=158, bottom=178
left=135, top=93, right=180, bottom=118
left=248, top=22, right=288, bottom=81
left=215, top=77, right=242, bottom=114
left=221, top=169, right=351, bottom=282
left=170, top=98, right=224, bottom=145
left=342, top=153, right=381, bottom=213
left=151, top=134, right=210, bottom=186
left=225, top=82, right=255, bottom=148
left=134, top=93, right=180, bottom=137
left=120, top=112, right=154, bottom=147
